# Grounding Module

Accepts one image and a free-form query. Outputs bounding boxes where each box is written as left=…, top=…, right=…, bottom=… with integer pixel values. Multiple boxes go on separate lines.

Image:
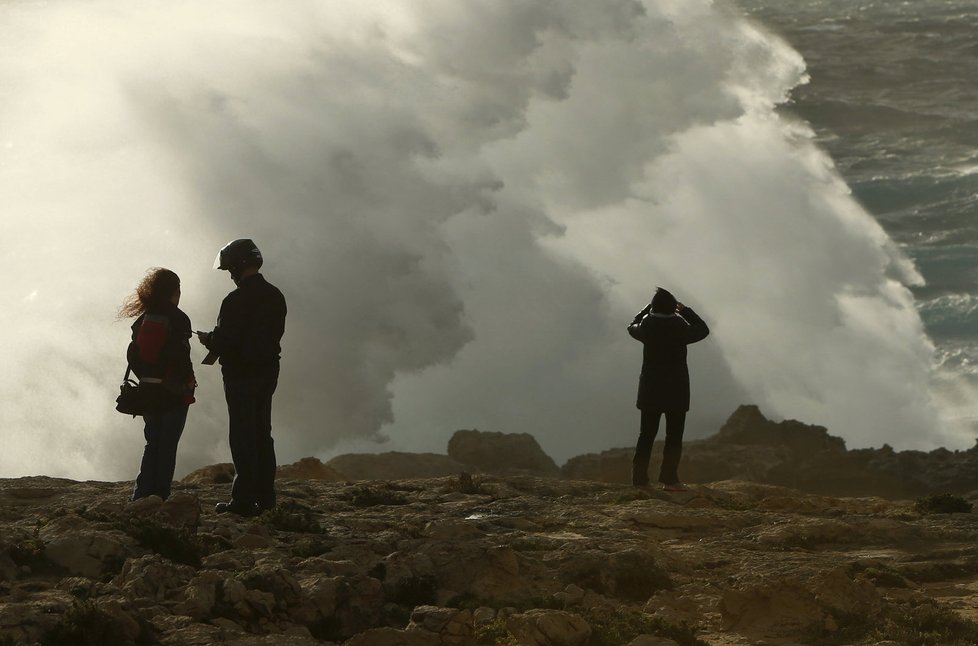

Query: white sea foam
left=0, top=0, right=967, bottom=480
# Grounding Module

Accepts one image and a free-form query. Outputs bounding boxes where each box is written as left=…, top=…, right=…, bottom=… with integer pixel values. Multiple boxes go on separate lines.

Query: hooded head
left=651, top=287, right=677, bottom=315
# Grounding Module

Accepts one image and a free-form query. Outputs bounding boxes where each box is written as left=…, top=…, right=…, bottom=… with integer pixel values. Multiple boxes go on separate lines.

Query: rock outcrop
left=4, top=472, right=978, bottom=645
left=563, top=404, right=978, bottom=498
left=448, top=430, right=561, bottom=477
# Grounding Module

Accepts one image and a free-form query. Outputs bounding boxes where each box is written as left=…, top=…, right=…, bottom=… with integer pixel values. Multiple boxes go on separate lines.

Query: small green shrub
left=258, top=500, right=324, bottom=534
left=448, top=472, right=488, bottom=495
left=914, top=494, right=973, bottom=514
left=347, top=484, right=408, bottom=507
left=117, top=517, right=203, bottom=567
left=475, top=618, right=517, bottom=646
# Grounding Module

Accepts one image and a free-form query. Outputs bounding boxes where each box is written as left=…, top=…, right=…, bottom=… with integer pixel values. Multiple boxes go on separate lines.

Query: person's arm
left=678, top=305, right=709, bottom=344
left=627, top=302, right=653, bottom=341
left=202, top=293, right=246, bottom=357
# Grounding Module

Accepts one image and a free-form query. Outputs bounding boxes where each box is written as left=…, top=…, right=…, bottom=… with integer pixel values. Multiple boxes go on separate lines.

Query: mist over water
left=0, top=0, right=967, bottom=480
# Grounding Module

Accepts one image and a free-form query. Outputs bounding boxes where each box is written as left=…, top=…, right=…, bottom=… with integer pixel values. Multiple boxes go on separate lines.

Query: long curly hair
left=119, top=268, right=181, bottom=318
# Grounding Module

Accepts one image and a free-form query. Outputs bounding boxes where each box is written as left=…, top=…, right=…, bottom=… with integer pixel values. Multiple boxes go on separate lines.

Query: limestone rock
left=41, top=515, right=130, bottom=579
left=448, top=430, right=560, bottom=477
left=506, top=609, right=592, bottom=646
left=326, top=452, right=469, bottom=480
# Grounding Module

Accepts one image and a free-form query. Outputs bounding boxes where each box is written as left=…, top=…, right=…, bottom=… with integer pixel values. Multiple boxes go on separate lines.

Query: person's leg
left=225, top=378, right=259, bottom=509
left=658, top=410, right=687, bottom=485
left=632, top=410, right=662, bottom=486
left=133, top=414, right=162, bottom=500
left=154, top=405, right=188, bottom=500
left=254, top=369, right=279, bottom=510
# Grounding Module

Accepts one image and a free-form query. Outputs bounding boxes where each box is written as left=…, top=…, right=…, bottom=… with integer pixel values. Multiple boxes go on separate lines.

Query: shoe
left=215, top=501, right=259, bottom=517
left=661, top=482, right=690, bottom=492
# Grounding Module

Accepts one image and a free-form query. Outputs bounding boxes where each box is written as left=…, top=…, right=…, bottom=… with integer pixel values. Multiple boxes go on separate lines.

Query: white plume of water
left=0, top=0, right=961, bottom=480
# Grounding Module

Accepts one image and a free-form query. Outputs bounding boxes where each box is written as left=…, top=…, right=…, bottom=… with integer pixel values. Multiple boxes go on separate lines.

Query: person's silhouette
left=627, top=287, right=709, bottom=491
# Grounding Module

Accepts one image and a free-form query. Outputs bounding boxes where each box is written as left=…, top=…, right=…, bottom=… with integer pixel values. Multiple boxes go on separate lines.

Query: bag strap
left=123, top=364, right=133, bottom=383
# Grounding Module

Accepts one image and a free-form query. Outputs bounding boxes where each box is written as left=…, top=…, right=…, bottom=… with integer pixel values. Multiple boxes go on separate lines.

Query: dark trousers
left=632, top=409, right=686, bottom=486
left=225, top=368, right=279, bottom=509
left=133, top=405, right=189, bottom=500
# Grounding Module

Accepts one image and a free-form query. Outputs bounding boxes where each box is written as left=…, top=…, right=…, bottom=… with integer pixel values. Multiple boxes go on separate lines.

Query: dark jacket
left=129, top=302, right=196, bottom=412
left=628, top=307, right=709, bottom=411
left=206, top=274, right=287, bottom=378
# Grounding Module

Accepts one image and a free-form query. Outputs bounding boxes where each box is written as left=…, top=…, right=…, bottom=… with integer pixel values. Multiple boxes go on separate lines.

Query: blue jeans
left=133, top=405, right=188, bottom=500
left=224, top=368, right=279, bottom=509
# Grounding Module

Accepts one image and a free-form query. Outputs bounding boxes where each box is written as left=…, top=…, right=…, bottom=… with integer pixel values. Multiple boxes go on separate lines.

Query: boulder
left=448, top=430, right=560, bottom=477
left=325, top=452, right=469, bottom=481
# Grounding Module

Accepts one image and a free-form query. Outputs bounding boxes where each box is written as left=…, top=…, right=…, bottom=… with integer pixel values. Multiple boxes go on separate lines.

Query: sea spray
left=0, top=0, right=962, bottom=479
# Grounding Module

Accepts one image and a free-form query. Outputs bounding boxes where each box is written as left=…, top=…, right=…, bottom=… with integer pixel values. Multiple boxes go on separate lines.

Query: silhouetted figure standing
left=628, top=287, right=709, bottom=491
left=120, top=268, right=196, bottom=501
left=199, top=239, right=287, bottom=516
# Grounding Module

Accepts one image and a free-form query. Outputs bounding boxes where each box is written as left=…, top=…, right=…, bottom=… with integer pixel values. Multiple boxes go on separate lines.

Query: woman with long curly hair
left=120, top=268, right=196, bottom=500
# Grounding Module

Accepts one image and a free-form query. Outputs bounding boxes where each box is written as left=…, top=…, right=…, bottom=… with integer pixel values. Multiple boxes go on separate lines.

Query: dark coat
left=628, top=307, right=709, bottom=411
left=206, top=273, right=287, bottom=379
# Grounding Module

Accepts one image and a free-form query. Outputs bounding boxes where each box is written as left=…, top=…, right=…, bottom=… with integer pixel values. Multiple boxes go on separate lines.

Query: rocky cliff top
left=4, top=472, right=978, bottom=645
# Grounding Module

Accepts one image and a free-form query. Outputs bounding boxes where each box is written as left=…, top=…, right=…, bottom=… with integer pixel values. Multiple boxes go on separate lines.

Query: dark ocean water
left=736, top=0, right=978, bottom=384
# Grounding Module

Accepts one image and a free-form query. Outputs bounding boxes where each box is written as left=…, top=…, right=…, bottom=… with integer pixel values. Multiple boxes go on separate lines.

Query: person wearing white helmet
left=198, top=239, right=287, bottom=516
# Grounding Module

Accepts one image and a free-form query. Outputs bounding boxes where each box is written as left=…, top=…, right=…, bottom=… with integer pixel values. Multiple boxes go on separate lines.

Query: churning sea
left=737, top=0, right=978, bottom=393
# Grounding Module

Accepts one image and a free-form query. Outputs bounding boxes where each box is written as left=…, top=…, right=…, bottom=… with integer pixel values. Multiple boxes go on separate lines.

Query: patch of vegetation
left=806, top=601, right=978, bottom=646
left=447, top=472, right=489, bottom=495
left=447, top=593, right=562, bottom=613
left=117, top=516, right=203, bottom=567
left=475, top=618, right=518, bottom=646
left=41, top=601, right=129, bottom=646
left=258, top=500, right=325, bottom=534
left=346, top=484, right=409, bottom=507
left=914, top=494, right=973, bottom=514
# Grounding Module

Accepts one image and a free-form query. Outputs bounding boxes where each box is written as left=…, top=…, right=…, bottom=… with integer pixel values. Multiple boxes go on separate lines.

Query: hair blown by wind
left=118, top=268, right=180, bottom=319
